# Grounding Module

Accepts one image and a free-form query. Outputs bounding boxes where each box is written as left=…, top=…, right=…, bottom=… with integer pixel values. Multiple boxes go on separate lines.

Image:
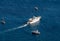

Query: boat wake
left=0, top=23, right=28, bottom=33
left=0, top=16, right=41, bottom=34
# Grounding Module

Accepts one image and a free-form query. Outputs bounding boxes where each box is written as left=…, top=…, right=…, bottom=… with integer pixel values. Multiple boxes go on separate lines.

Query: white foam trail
left=0, top=23, right=28, bottom=33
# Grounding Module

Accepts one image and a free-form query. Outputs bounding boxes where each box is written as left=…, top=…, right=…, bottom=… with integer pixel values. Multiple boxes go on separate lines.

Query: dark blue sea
left=0, top=0, right=60, bottom=41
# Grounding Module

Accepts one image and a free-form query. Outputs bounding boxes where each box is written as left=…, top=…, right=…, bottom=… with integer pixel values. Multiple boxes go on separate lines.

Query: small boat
left=27, top=16, right=41, bottom=24
left=0, top=17, right=6, bottom=24
left=32, top=30, right=40, bottom=35
left=34, top=7, right=39, bottom=11
left=1, top=20, right=5, bottom=24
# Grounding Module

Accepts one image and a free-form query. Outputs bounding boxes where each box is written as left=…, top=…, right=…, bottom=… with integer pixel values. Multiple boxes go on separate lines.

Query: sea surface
left=0, top=0, right=60, bottom=41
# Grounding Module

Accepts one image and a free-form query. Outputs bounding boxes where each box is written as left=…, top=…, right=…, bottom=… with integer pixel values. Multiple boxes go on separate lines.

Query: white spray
left=0, top=23, right=28, bottom=33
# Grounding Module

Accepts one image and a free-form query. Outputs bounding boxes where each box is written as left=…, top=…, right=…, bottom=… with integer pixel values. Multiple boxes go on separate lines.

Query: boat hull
left=27, top=16, right=41, bottom=25
left=32, top=31, right=40, bottom=35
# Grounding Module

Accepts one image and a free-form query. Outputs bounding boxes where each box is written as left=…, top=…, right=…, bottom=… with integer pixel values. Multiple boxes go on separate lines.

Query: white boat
left=32, top=30, right=40, bottom=35
left=27, top=16, right=41, bottom=35
left=27, top=16, right=41, bottom=24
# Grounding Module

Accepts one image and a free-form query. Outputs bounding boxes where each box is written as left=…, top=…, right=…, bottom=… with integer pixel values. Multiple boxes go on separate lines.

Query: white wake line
left=0, top=23, right=28, bottom=33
